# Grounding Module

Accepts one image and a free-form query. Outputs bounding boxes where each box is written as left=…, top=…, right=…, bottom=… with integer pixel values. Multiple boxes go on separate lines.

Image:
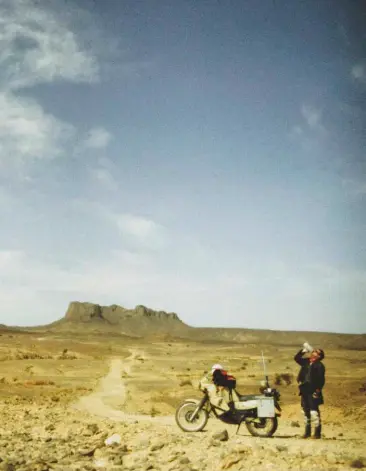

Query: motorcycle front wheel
left=175, top=401, right=208, bottom=432
left=245, top=416, right=278, bottom=437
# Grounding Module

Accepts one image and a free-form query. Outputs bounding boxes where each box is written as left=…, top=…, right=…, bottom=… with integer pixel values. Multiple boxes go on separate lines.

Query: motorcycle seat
left=235, top=393, right=259, bottom=402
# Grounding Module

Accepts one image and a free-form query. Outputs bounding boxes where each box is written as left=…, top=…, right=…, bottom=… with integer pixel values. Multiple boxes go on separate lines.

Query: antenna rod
left=261, top=350, right=269, bottom=388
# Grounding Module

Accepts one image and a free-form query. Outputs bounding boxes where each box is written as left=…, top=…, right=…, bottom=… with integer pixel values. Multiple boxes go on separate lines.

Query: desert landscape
left=0, top=302, right=365, bottom=471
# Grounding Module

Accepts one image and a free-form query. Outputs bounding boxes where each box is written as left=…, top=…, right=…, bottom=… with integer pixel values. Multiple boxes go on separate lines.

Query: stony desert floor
left=0, top=329, right=365, bottom=471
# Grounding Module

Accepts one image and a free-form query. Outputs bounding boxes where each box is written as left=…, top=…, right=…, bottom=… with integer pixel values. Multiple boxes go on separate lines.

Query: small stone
left=0, top=464, right=16, bottom=471
left=105, top=434, right=121, bottom=446
left=209, top=438, right=222, bottom=447
left=350, top=459, right=365, bottom=469
left=276, top=445, right=288, bottom=452
left=221, top=453, right=243, bottom=469
left=112, top=456, right=123, bottom=465
left=150, top=442, right=165, bottom=451
left=87, top=423, right=100, bottom=434
left=212, top=430, right=229, bottom=442
left=79, top=447, right=97, bottom=457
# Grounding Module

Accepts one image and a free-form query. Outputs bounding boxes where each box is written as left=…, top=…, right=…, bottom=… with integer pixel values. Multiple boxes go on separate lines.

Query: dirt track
left=74, top=350, right=174, bottom=425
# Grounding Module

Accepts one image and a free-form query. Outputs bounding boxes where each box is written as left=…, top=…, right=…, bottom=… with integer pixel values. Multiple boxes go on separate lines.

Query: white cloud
left=71, top=200, right=167, bottom=250
left=0, top=92, right=72, bottom=167
left=301, top=105, right=322, bottom=129
left=0, top=0, right=98, bottom=91
left=0, top=248, right=365, bottom=332
left=114, top=213, right=167, bottom=249
left=0, top=250, right=24, bottom=270
left=89, top=167, right=118, bottom=190
left=83, top=127, right=112, bottom=149
left=351, top=61, right=366, bottom=84
left=0, top=1, right=114, bottom=175
left=289, top=103, right=327, bottom=150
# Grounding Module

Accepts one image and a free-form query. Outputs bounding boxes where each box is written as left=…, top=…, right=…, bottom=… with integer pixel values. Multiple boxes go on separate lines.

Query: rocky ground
left=0, top=399, right=365, bottom=471
left=0, top=350, right=365, bottom=471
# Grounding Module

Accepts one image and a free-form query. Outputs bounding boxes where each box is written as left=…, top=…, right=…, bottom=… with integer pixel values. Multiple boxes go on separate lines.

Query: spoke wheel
left=245, top=417, right=278, bottom=437
left=175, top=401, right=208, bottom=432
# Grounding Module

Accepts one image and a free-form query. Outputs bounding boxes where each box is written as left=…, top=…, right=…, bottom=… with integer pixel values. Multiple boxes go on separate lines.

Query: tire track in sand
left=73, top=349, right=174, bottom=425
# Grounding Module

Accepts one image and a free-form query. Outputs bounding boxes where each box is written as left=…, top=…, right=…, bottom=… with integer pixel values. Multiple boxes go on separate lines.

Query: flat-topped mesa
left=64, top=302, right=104, bottom=323
left=63, top=301, right=183, bottom=324
left=134, top=305, right=181, bottom=321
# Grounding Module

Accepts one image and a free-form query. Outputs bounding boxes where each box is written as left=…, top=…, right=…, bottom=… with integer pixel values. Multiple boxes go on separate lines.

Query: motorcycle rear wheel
left=245, top=417, right=278, bottom=437
left=175, top=401, right=208, bottom=432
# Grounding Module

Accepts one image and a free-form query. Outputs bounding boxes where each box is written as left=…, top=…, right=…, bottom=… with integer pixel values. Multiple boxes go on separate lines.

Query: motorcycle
left=175, top=359, right=281, bottom=437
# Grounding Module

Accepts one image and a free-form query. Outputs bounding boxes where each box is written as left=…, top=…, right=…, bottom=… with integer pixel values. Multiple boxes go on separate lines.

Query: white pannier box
left=257, top=397, right=275, bottom=417
left=234, top=399, right=258, bottom=410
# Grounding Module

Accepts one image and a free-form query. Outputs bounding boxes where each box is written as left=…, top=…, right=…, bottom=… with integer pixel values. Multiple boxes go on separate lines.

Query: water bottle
left=303, top=342, right=313, bottom=353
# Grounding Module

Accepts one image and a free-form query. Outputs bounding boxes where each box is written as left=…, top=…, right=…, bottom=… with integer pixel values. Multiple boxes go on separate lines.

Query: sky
left=0, top=0, right=365, bottom=334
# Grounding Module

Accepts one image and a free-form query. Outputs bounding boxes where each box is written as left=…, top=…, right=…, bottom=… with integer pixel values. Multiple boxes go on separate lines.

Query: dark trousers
left=301, top=393, right=321, bottom=427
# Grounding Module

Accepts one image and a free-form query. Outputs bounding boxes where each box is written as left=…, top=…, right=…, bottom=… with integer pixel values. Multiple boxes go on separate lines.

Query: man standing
left=294, top=343, right=325, bottom=439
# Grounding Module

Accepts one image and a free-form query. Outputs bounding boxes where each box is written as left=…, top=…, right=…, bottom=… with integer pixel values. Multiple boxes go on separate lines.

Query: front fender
left=184, top=398, right=200, bottom=404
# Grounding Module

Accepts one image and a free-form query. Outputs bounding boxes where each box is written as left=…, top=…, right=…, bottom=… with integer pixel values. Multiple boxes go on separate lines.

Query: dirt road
left=74, top=349, right=174, bottom=424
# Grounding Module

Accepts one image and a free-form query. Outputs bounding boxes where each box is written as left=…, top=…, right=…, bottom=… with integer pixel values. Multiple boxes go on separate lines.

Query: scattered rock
left=212, top=430, right=229, bottom=442
left=150, top=442, right=165, bottom=451
left=87, top=423, right=100, bottom=434
left=79, top=446, right=98, bottom=457
left=351, top=459, right=365, bottom=469
left=105, top=433, right=121, bottom=446
left=220, top=453, right=243, bottom=469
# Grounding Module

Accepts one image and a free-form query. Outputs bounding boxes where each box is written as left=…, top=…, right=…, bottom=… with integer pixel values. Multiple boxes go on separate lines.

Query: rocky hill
left=8, top=301, right=366, bottom=349
left=45, top=301, right=192, bottom=337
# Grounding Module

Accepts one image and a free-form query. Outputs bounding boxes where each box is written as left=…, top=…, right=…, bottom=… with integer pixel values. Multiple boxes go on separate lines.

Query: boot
left=302, top=424, right=311, bottom=438
left=312, top=425, right=321, bottom=439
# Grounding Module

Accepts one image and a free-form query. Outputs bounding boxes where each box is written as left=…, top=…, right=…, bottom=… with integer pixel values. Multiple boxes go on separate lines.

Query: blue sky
left=0, top=0, right=365, bottom=333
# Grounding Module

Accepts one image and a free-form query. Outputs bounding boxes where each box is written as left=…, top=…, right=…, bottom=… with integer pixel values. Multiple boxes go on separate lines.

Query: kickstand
left=236, top=420, right=243, bottom=435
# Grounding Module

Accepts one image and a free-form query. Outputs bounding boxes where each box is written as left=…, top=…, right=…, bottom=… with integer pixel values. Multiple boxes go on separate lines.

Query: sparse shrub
left=179, top=379, right=193, bottom=387
left=291, top=420, right=300, bottom=428
left=24, top=380, right=55, bottom=386
left=58, top=351, right=77, bottom=360
left=150, top=406, right=159, bottom=417
left=350, top=459, right=365, bottom=469
left=15, top=351, right=52, bottom=360
left=274, top=373, right=294, bottom=386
